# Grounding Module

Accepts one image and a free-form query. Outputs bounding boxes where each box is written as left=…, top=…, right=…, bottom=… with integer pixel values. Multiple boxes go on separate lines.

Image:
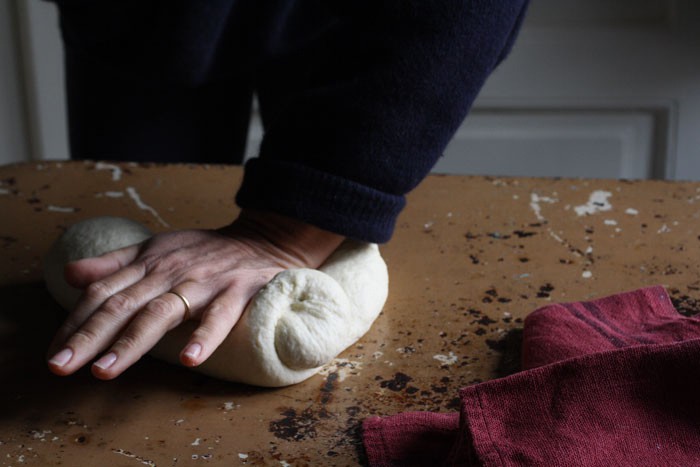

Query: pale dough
left=44, top=217, right=152, bottom=312
left=43, top=217, right=389, bottom=387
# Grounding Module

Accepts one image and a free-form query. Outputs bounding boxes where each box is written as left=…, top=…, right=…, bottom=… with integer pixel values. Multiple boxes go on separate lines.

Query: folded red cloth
left=363, top=286, right=700, bottom=466
left=522, top=285, right=700, bottom=369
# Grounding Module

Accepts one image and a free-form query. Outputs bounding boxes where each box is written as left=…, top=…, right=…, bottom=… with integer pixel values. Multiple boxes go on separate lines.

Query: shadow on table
left=491, top=328, right=524, bottom=379
left=0, top=282, right=267, bottom=423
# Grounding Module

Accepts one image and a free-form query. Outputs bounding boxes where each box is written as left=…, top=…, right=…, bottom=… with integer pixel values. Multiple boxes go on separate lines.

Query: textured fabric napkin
left=363, top=286, right=700, bottom=466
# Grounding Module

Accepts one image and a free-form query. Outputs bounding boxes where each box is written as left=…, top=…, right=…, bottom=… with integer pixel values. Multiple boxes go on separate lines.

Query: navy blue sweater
left=55, top=0, right=529, bottom=242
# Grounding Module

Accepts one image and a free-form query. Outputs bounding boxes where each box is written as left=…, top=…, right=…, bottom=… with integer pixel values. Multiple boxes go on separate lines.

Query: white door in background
left=434, top=0, right=700, bottom=180
left=0, top=1, right=31, bottom=165
left=6, top=0, right=700, bottom=181
left=0, top=0, right=67, bottom=164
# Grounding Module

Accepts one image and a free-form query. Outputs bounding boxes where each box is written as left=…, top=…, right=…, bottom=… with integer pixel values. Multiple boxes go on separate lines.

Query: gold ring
left=168, top=291, right=191, bottom=321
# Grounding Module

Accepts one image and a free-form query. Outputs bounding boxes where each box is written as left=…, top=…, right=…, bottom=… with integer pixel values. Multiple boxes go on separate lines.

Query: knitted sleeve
left=236, top=0, right=529, bottom=242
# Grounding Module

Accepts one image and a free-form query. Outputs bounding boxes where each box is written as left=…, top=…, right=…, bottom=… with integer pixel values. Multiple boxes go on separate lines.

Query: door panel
left=435, top=111, right=656, bottom=179
left=436, top=0, right=700, bottom=180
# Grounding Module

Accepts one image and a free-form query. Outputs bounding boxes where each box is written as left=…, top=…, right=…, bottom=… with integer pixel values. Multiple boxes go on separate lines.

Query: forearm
left=238, top=0, right=530, bottom=243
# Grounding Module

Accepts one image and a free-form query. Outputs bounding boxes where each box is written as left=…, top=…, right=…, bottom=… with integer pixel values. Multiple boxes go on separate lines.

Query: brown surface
left=1, top=161, right=700, bottom=466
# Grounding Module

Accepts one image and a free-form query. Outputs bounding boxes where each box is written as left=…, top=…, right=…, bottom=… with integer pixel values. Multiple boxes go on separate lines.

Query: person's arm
left=48, top=0, right=529, bottom=380
left=239, top=0, right=530, bottom=242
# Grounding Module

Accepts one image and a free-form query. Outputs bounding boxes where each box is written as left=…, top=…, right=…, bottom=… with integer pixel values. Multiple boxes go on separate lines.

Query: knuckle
left=71, top=327, right=100, bottom=346
left=102, top=293, right=136, bottom=315
left=115, top=333, right=141, bottom=352
left=191, top=324, right=217, bottom=343
left=143, top=297, right=176, bottom=321
left=203, top=302, right=231, bottom=320
left=148, top=255, right=186, bottom=275
left=130, top=261, right=148, bottom=278
left=84, top=281, right=111, bottom=302
left=58, top=320, right=81, bottom=338
left=138, top=251, right=158, bottom=269
left=195, top=303, right=240, bottom=342
left=187, top=266, right=212, bottom=283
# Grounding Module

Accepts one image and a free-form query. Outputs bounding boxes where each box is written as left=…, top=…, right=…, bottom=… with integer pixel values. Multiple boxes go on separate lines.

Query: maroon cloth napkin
left=363, top=286, right=700, bottom=466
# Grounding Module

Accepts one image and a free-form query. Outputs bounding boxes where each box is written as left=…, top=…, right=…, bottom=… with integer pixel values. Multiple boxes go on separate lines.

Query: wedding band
left=168, top=291, right=191, bottom=321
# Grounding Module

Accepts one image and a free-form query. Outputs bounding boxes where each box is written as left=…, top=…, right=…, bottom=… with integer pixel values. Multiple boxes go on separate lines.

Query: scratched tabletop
left=1, top=161, right=699, bottom=466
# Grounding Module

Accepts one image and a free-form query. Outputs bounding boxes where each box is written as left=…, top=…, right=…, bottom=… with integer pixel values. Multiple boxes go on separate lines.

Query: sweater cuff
left=235, top=158, right=405, bottom=243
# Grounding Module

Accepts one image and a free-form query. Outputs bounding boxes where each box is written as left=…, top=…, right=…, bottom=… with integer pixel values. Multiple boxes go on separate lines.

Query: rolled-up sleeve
left=236, top=0, right=529, bottom=242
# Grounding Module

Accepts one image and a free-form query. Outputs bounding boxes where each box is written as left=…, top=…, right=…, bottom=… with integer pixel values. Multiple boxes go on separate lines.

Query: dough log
left=44, top=217, right=389, bottom=387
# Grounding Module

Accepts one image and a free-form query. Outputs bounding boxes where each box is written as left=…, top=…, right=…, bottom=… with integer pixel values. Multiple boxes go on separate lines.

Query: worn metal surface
left=1, top=161, right=699, bottom=466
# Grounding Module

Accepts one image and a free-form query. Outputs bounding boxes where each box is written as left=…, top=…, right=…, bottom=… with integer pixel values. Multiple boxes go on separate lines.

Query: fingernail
left=93, top=352, right=117, bottom=370
left=49, top=348, right=73, bottom=367
left=183, top=343, right=202, bottom=360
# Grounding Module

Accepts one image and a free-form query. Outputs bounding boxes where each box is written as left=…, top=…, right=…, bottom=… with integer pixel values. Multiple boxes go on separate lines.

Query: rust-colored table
left=1, top=161, right=699, bottom=466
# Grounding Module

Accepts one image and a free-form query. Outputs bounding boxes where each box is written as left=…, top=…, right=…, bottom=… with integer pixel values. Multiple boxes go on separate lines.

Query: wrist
left=222, top=209, right=345, bottom=268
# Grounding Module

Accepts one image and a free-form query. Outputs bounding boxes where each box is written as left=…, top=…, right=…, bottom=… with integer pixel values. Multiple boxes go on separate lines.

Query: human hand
left=47, top=210, right=344, bottom=380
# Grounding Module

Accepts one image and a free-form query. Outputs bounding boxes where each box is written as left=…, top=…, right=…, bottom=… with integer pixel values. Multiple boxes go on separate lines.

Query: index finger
left=65, top=243, right=142, bottom=288
left=48, top=255, right=147, bottom=357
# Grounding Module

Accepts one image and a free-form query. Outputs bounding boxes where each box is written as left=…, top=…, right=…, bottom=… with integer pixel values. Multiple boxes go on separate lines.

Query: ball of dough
left=44, top=217, right=389, bottom=387
left=43, top=217, right=151, bottom=311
